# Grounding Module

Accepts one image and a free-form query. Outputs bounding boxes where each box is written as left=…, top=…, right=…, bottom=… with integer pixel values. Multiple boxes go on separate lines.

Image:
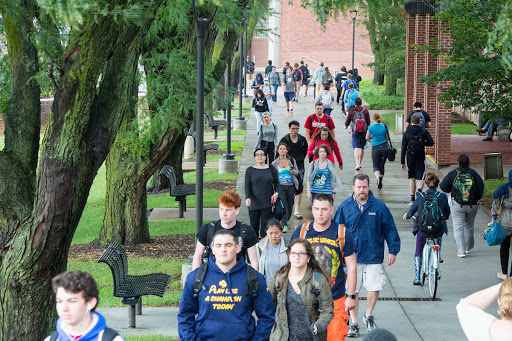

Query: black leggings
left=371, top=143, right=389, bottom=173
left=249, top=207, right=274, bottom=238
left=278, top=184, right=295, bottom=227
left=500, top=235, right=512, bottom=276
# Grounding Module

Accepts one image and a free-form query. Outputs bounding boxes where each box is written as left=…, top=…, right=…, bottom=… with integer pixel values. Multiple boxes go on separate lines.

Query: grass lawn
left=451, top=123, right=478, bottom=135
left=379, top=112, right=401, bottom=132
left=204, top=129, right=246, bottom=136
left=358, top=79, right=404, bottom=110
left=481, top=178, right=508, bottom=209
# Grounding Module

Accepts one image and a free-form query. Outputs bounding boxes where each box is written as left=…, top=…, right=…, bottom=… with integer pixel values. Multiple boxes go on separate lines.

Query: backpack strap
left=193, top=262, right=208, bottom=297
left=204, top=222, right=216, bottom=260
left=336, top=224, right=346, bottom=259
left=50, top=331, right=58, bottom=341
left=102, top=328, right=120, bottom=341
left=299, top=221, right=311, bottom=239
left=240, top=223, right=249, bottom=261
left=245, top=265, right=260, bottom=299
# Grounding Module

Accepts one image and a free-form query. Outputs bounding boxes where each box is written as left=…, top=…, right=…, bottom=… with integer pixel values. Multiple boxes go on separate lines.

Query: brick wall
left=276, top=1, right=374, bottom=79
left=404, top=14, right=453, bottom=166
left=248, top=38, right=269, bottom=67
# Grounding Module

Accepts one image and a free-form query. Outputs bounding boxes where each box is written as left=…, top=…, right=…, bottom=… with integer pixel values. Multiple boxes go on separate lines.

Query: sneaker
left=347, top=324, right=360, bottom=337
left=282, top=225, right=288, bottom=233
left=457, top=253, right=467, bottom=258
left=355, top=165, right=361, bottom=170
left=363, top=314, right=377, bottom=332
left=483, top=137, right=493, bottom=141
left=413, top=279, right=421, bottom=285
left=498, top=273, right=508, bottom=281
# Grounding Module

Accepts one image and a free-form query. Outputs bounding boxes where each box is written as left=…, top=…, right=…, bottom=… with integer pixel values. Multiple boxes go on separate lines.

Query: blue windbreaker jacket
left=333, top=191, right=401, bottom=264
left=178, top=254, right=275, bottom=341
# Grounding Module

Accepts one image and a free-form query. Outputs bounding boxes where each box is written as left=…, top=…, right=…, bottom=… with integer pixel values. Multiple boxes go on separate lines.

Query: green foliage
left=359, top=79, right=404, bottom=109
left=420, top=0, right=510, bottom=120
left=489, top=1, right=512, bottom=73
left=379, top=112, right=400, bottom=132
left=484, top=178, right=507, bottom=200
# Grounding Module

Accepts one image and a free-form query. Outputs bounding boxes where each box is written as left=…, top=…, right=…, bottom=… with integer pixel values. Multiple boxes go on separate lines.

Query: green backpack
left=452, top=170, right=475, bottom=205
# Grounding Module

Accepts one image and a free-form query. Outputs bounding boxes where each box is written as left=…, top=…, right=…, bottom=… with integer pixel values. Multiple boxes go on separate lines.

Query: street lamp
left=350, top=9, right=358, bottom=72
left=238, top=34, right=244, bottom=121
left=243, top=23, right=248, bottom=98
left=193, top=1, right=217, bottom=235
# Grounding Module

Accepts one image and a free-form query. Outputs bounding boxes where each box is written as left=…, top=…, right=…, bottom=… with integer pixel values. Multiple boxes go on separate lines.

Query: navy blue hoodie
left=178, top=254, right=275, bottom=341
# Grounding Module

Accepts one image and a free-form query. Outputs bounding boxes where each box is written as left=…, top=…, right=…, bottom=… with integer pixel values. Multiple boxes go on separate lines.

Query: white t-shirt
left=456, top=298, right=497, bottom=341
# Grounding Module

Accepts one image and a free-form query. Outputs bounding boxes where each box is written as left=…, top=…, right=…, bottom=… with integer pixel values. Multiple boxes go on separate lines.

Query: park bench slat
left=159, top=165, right=195, bottom=218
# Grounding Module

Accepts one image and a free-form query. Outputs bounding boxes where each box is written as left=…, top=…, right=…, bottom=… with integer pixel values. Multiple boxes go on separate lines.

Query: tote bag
left=482, top=197, right=506, bottom=246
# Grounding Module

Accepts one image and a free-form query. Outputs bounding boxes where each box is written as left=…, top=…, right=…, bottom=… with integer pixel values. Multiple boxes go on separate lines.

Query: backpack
left=293, top=69, right=302, bottom=81
left=247, top=60, right=255, bottom=73
left=452, top=170, right=476, bottom=205
left=193, top=261, right=259, bottom=300
left=409, top=110, right=426, bottom=128
left=300, top=66, right=310, bottom=80
left=347, top=90, right=358, bottom=106
left=416, top=191, right=445, bottom=234
left=50, top=328, right=119, bottom=341
left=350, top=108, right=367, bottom=133
left=202, top=221, right=250, bottom=263
left=407, top=133, right=425, bottom=157
left=320, top=91, right=333, bottom=108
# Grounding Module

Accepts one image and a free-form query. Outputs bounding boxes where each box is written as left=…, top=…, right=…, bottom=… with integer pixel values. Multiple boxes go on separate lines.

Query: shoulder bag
left=385, top=124, right=397, bottom=162
left=482, top=196, right=506, bottom=246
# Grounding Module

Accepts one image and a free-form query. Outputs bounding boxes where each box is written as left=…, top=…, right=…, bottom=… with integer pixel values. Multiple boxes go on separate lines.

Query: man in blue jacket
left=334, top=174, right=401, bottom=338
left=178, top=229, right=275, bottom=341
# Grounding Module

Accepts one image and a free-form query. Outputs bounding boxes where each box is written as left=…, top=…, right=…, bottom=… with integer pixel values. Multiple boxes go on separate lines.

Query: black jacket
left=279, top=133, right=308, bottom=163
left=440, top=167, right=484, bottom=205
left=400, top=124, right=434, bottom=164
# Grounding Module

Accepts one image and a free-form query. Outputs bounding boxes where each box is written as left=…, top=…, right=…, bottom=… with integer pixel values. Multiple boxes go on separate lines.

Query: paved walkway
left=100, top=87, right=512, bottom=339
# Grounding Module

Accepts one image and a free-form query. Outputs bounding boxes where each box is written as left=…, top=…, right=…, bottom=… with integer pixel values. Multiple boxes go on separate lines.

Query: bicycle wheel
left=428, top=248, right=438, bottom=299
left=421, top=245, right=428, bottom=286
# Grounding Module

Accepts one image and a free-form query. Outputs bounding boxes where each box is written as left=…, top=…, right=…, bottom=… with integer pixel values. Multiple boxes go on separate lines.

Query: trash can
left=483, top=153, right=503, bottom=180
left=396, top=114, right=405, bottom=134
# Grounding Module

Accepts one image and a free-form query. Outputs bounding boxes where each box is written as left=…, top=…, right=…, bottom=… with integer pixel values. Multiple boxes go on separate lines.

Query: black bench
left=205, top=112, right=227, bottom=139
left=159, top=165, right=195, bottom=218
left=202, top=143, right=219, bottom=166
left=97, top=243, right=171, bottom=328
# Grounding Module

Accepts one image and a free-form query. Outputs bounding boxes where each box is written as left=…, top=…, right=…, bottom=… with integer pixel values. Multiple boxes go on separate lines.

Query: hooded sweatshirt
left=178, top=254, right=275, bottom=341
left=400, top=124, right=434, bottom=163
left=45, top=312, right=125, bottom=341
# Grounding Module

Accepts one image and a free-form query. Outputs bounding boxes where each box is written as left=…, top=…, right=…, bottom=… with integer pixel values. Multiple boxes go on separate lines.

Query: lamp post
left=238, top=34, right=244, bottom=121
left=350, top=9, right=358, bottom=72
left=193, top=1, right=217, bottom=235
left=243, top=23, right=248, bottom=98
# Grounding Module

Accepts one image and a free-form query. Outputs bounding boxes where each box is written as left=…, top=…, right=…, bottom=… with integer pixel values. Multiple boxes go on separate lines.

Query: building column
left=404, top=14, right=416, bottom=120
left=424, top=14, right=437, bottom=157
left=268, top=0, right=281, bottom=67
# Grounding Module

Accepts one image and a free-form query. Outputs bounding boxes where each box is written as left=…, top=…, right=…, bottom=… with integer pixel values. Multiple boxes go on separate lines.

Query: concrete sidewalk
left=100, top=87, right=511, bottom=339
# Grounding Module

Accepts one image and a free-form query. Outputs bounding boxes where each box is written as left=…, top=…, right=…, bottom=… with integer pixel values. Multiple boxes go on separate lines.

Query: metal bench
left=97, top=243, right=171, bottom=328
left=205, top=112, right=227, bottom=139
left=159, top=165, right=195, bottom=218
left=202, top=143, right=219, bottom=166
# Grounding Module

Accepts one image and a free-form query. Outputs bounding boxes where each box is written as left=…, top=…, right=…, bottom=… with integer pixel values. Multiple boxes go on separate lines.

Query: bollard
left=396, top=114, right=404, bottom=134
left=184, top=135, right=195, bottom=159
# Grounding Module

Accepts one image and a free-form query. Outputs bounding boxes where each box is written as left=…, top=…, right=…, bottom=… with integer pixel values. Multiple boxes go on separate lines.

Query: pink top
left=307, top=139, right=343, bottom=166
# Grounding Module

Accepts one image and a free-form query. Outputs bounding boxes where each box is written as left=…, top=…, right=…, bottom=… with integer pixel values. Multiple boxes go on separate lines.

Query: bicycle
left=421, top=236, right=441, bottom=300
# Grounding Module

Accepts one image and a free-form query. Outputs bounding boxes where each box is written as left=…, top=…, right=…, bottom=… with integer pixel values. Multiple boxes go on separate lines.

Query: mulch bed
left=69, top=235, right=196, bottom=260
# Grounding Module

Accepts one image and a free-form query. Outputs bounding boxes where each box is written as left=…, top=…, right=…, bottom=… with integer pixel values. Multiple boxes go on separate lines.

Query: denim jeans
left=272, top=84, right=279, bottom=102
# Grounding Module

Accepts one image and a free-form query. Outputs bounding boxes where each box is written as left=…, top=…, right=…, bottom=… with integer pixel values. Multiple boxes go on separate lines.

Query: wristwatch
left=346, top=294, right=356, bottom=299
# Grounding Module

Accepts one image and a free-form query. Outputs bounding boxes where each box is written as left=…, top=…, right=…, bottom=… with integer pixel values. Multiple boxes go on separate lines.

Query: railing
left=300, top=56, right=340, bottom=75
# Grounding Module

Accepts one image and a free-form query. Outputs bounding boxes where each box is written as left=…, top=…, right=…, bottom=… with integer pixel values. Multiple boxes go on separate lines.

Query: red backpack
left=351, top=108, right=367, bottom=133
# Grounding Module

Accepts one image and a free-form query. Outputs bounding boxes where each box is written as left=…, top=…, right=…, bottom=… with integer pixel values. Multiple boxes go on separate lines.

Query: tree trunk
left=0, top=2, right=159, bottom=337
left=384, top=74, right=397, bottom=96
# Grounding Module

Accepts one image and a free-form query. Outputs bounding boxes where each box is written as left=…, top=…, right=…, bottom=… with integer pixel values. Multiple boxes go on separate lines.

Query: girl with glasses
left=269, top=238, right=334, bottom=341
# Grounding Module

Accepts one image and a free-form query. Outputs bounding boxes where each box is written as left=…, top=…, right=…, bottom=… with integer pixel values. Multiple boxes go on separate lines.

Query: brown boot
left=482, top=137, right=493, bottom=141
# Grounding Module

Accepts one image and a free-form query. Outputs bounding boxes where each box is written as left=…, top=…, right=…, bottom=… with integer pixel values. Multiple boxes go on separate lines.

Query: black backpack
left=452, top=170, right=476, bottom=205
left=293, top=69, right=302, bottom=81
left=193, top=261, right=259, bottom=300
left=416, top=191, right=445, bottom=234
left=407, top=133, right=425, bottom=157
left=50, top=328, right=119, bottom=341
left=202, top=221, right=250, bottom=263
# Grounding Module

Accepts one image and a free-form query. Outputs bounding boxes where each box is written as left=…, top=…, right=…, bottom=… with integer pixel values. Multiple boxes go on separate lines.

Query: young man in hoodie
left=334, top=174, right=401, bottom=337
left=46, top=271, right=124, bottom=341
left=179, top=229, right=275, bottom=341
left=400, top=114, right=435, bottom=204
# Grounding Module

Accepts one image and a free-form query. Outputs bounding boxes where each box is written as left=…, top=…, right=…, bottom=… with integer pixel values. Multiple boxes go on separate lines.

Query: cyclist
left=403, top=172, right=450, bottom=285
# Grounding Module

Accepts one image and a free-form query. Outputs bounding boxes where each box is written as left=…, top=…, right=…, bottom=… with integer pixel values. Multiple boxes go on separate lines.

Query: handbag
left=272, top=196, right=286, bottom=221
left=482, top=197, right=506, bottom=246
left=385, top=125, right=397, bottom=162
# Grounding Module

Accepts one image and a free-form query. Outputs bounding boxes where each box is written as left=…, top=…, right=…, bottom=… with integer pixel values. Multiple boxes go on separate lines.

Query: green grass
left=68, top=257, right=186, bottom=307
left=481, top=178, right=508, bottom=209
left=147, top=189, right=227, bottom=210
left=204, top=129, right=246, bottom=136
left=451, top=123, right=478, bottom=135
left=379, top=112, right=401, bottom=133
left=125, top=336, right=177, bottom=341
left=358, top=79, right=405, bottom=110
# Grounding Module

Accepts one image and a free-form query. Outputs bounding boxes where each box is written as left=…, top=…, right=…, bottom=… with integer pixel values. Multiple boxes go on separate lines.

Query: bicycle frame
left=421, top=237, right=440, bottom=299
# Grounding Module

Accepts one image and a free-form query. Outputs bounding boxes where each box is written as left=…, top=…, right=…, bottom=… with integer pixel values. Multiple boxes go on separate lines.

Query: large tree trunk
left=384, top=74, right=397, bottom=96
left=0, top=1, right=161, bottom=337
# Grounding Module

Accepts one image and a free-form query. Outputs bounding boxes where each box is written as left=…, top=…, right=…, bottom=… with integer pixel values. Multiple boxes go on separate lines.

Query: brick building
left=248, top=0, right=374, bottom=78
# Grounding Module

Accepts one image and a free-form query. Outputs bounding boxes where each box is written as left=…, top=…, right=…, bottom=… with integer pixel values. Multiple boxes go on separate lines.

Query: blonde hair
left=372, top=112, right=381, bottom=124
left=260, top=112, right=272, bottom=124
left=499, top=278, right=512, bottom=320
